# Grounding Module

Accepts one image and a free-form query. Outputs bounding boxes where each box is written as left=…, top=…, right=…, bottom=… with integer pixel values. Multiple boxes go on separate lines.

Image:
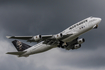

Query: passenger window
left=69, top=27, right=72, bottom=29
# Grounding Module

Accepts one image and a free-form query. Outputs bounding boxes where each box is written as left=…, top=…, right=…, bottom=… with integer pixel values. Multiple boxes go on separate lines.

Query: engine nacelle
left=74, top=44, right=81, bottom=49
left=54, top=33, right=63, bottom=39
left=33, top=35, right=42, bottom=42
left=77, top=38, right=85, bottom=44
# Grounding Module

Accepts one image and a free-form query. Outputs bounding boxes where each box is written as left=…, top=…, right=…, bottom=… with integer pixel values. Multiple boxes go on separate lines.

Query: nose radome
left=98, top=18, right=102, bottom=22
left=96, top=17, right=102, bottom=24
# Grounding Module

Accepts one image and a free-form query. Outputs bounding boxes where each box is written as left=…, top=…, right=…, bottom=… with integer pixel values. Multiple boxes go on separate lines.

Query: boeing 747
left=6, top=17, right=101, bottom=57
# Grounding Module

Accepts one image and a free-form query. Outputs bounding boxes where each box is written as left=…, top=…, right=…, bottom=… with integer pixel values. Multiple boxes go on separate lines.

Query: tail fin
left=12, top=40, right=31, bottom=51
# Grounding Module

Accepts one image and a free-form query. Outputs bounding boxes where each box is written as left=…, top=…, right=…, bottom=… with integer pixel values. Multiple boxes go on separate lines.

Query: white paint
left=21, top=17, right=101, bottom=57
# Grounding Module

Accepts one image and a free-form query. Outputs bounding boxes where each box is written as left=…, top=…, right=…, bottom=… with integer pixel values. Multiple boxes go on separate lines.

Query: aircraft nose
left=97, top=18, right=102, bottom=23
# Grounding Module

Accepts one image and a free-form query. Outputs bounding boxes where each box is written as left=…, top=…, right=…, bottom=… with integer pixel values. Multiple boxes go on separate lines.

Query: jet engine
left=54, top=33, right=63, bottom=39
left=73, top=44, right=81, bottom=49
left=33, top=35, right=42, bottom=42
left=77, top=38, right=85, bottom=44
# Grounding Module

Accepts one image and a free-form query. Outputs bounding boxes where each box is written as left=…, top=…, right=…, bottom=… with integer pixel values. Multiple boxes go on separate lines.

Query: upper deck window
left=69, top=20, right=87, bottom=30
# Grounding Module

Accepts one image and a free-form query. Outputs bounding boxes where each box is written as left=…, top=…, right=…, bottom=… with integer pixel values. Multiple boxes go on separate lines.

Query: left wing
left=6, top=35, right=53, bottom=42
left=6, top=36, right=32, bottom=40
left=6, top=35, right=53, bottom=40
left=6, top=34, right=73, bottom=42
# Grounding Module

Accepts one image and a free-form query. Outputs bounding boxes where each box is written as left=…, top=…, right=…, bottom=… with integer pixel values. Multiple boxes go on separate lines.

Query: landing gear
left=57, top=41, right=68, bottom=48
left=93, top=25, right=98, bottom=29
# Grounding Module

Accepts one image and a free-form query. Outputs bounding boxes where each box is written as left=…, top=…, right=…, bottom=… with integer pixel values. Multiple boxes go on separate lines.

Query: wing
left=6, top=34, right=73, bottom=43
left=6, top=36, right=32, bottom=40
left=6, top=35, right=53, bottom=42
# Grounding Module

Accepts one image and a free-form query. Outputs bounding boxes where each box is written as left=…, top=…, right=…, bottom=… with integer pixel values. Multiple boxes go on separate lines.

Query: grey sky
left=0, top=0, right=105, bottom=70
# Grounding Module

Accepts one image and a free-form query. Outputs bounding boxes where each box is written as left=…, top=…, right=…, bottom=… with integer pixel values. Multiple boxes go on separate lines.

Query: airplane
left=6, top=16, right=101, bottom=57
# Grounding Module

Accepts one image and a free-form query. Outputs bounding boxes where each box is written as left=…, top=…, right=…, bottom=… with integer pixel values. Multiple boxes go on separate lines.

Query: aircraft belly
left=23, top=43, right=56, bottom=56
left=32, top=44, right=55, bottom=54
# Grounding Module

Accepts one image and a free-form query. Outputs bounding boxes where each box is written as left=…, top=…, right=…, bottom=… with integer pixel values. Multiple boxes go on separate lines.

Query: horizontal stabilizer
left=6, top=51, right=26, bottom=55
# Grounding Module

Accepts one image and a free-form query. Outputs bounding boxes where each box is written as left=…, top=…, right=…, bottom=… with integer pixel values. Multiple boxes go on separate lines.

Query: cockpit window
left=89, top=19, right=96, bottom=23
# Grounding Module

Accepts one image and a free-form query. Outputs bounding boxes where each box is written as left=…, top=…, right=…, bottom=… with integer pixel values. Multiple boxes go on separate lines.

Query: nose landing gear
left=93, top=25, right=98, bottom=29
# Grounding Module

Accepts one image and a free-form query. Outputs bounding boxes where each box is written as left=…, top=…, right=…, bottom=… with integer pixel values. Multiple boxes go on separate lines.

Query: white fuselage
left=22, top=17, right=101, bottom=57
